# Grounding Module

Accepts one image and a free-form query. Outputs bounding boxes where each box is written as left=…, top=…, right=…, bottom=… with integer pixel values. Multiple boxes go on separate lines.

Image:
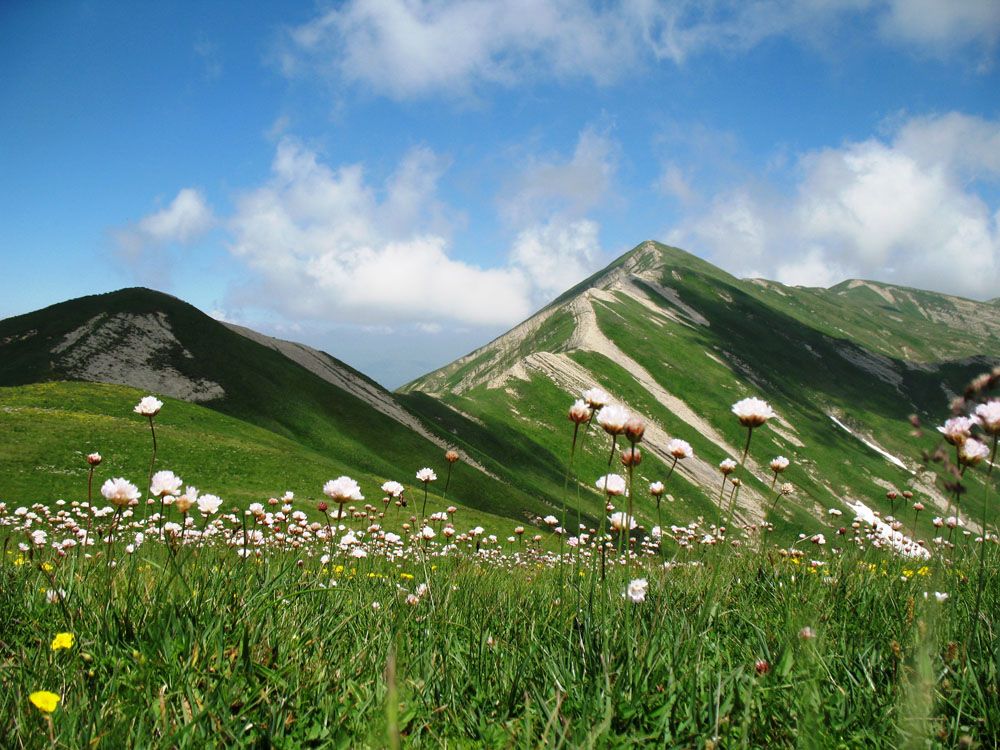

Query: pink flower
left=937, top=416, right=977, bottom=447
left=100, top=477, right=139, bottom=508
left=415, top=468, right=437, bottom=483
left=769, top=456, right=790, bottom=473
left=568, top=399, right=592, bottom=424
left=975, top=400, right=1000, bottom=434
left=667, top=438, right=693, bottom=460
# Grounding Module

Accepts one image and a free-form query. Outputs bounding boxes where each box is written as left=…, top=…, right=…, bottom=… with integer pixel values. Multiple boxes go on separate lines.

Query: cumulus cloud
left=277, top=0, right=999, bottom=97
left=227, top=138, right=536, bottom=326
left=668, top=112, right=1000, bottom=300
left=111, top=188, right=215, bottom=284
left=510, top=219, right=601, bottom=298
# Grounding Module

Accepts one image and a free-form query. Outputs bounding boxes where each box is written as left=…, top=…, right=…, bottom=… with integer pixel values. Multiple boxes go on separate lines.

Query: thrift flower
left=624, top=578, right=648, bottom=603
left=666, top=439, right=693, bottom=460
left=583, top=388, right=611, bottom=409
left=731, top=397, right=775, bottom=427
left=959, top=438, right=990, bottom=466
left=568, top=399, right=592, bottom=424
left=975, top=400, right=1000, bottom=434
left=719, top=458, right=738, bottom=475
left=323, top=476, right=364, bottom=502
left=149, top=470, right=182, bottom=498
left=86, top=452, right=102, bottom=466
left=609, top=512, right=638, bottom=531
left=937, top=416, right=977, bottom=447
left=415, top=468, right=437, bottom=483
left=597, top=404, right=630, bottom=435
left=134, top=396, right=163, bottom=417
left=100, top=477, right=139, bottom=508
left=381, top=480, right=405, bottom=498
left=196, top=493, right=223, bottom=516
left=596, top=474, right=627, bottom=496
left=769, top=456, right=790, bottom=473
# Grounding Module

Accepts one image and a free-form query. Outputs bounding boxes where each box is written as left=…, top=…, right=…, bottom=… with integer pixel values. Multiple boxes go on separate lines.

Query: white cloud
left=228, top=138, right=534, bottom=326
left=277, top=1, right=999, bottom=98
left=511, top=219, right=601, bottom=298
left=670, top=112, right=1000, bottom=300
left=110, top=188, right=215, bottom=284
left=137, top=188, right=214, bottom=244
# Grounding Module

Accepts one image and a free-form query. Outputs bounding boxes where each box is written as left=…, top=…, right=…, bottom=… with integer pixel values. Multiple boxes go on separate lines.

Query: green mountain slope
left=0, top=288, right=557, bottom=524
left=400, top=241, right=999, bottom=542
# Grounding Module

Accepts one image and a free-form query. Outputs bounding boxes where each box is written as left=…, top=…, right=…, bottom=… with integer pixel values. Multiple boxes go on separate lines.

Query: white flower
left=666, top=439, right=693, bottom=460
left=582, top=388, right=611, bottom=409
left=975, top=400, right=1000, bottom=434
left=568, top=399, right=592, bottom=424
left=323, top=476, right=364, bottom=502
left=381, top=480, right=405, bottom=498
left=596, top=474, right=627, bottom=496
left=86, top=452, right=102, bottom=466
left=959, top=438, right=990, bottom=466
left=543, top=515, right=559, bottom=526
left=421, top=525, right=436, bottom=540
left=149, top=470, right=182, bottom=498
left=597, top=404, right=630, bottom=435
left=828, top=508, right=842, bottom=516
left=609, top=512, right=637, bottom=531
left=624, top=578, right=648, bottom=603
left=416, top=468, right=437, bottom=483
left=924, top=591, right=949, bottom=602
left=769, top=456, right=790, bottom=473
left=46, top=589, right=67, bottom=604
left=649, top=481, right=665, bottom=496
left=134, top=396, right=163, bottom=417
left=101, top=477, right=140, bottom=507
left=197, top=494, right=223, bottom=516
left=937, top=416, right=977, bottom=446
left=719, top=458, right=738, bottom=474
left=731, top=397, right=775, bottom=428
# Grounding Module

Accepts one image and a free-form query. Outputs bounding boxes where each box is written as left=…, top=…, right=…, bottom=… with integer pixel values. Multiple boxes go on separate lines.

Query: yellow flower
left=51, top=633, right=74, bottom=651
left=400, top=573, right=414, bottom=580
left=29, top=691, right=60, bottom=712
left=41, top=562, right=54, bottom=572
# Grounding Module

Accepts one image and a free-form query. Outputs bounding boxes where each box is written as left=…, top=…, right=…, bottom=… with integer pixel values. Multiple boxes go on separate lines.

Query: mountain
left=399, top=241, right=999, bottom=540
left=0, top=288, right=557, bottom=523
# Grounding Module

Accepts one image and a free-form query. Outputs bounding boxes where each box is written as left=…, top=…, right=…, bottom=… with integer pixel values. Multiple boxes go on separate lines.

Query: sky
left=2, top=0, right=999, bottom=388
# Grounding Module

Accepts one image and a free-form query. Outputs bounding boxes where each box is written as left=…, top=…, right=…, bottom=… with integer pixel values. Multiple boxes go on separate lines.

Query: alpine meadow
left=2, top=241, right=999, bottom=748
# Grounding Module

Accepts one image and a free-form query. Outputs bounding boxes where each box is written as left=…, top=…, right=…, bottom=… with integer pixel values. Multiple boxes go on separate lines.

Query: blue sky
left=2, top=0, right=998, bottom=388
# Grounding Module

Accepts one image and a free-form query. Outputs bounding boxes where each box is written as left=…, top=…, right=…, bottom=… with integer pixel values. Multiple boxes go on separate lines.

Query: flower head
left=975, top=400, right=1000, bottom=434
left=624, top=578, right=648, bottom=603
left=416, top=468, right=437, bottom=483
left=667, top=438, right=693, bottom=460
left=769, top=456, right=790, bottom=473
left=323, top=476, right=364, bottom=503
left=596, top=474, right=627, bottom=496
left=543, top=515, right=559, bottom=526
left=86, top=452, right=102, bottom=466
left=609, top=512, right=638, bottom=531
left=959, top=437, right=990, bottom=466
left=624, top=417, right=646, bottom=443
left=149, top=470, right=182, bottom=498
left=134, top=396, right=163, bottom=417
left=621, top=447, right=642, bottom=467
left=731, top=397, right=775, bottom=428
left=100, top=477, right=139, bottom=507
left=719, top=458, right=738, bottom=475
left=582, top=388, right=611, bottom=409
left=597, top=404, right=630, bottom=435
left=938, top=416, right=977, bottom=447
left=51, top=632, right=74, bottom=651
left=29, top=691, right=60, bottom=713
left=445, top=450, right=460, bottom=463
left=381, top=480, right=405, bottom=498
left=568, top=399, right=592, bottom=424
left=649, top=481, right=665, bottom=496
left=197, top=493, right=223, bottom=516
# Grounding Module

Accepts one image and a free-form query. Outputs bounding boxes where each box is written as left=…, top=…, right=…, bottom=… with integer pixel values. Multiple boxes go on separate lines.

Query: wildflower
left=51, top=632, right=74, bottom=651
left=828, top=508, right=842, bottom=516
left=381, top=480, right=405, bottom=498
left=86, top=452, right=102, bottom=466
left=755, top=659, right=770, bottom=676
left=46, top=589, right=67, bottom=604
left=372, top=601, right=381, bottom=610
left=323, top=476, right=364, bottom=503
left=666, top=438, right=693, bottom=460
left=568, top=399, right=591, bottom=424
left=596, top=474, right=627, bottom=496
left=445, top=450, right=460, bottom=463
left=649, top=481, right=665, bottom=496
left=583, top=388, right=611, bottom=409
left=100, top=477, right=139, bottom=508
left=175, top=486, right=197, bottom=513
left=624, top=578, right=648, bottom=603
left=609, top=512, right=638, bottom=531
left=134, top=396, right=163, bottom=417
left=731, top=397, right=775, bottom=428
left=597, top=404, right=630, bottom=435
left=197, top=494, right=223, bottom=516
left=938, top=416, right=977, bottom=447
left=719, top=458, right=737, bottom=475
left=543, top=515, right=559, bottom=526
left=415, top=468, right=437, bottom=484
left=624, top=417, right=646, bottom=443
left=769, top=456, right=790, bottom=473
left=799, top=626, right=816, bottom=640
left=975, top=400, right=1000, bottom=434
left=959, top=438, right=990, bottom=466
left=149, top=470, right=182, bottom=498
left=406, top=593, right=419, bottom=606
left=421, top=526, right=436, bottom=540
left=924, top=591, right=949, bottom=602
left=29, top=691, right=60, bottom=713
left=621, top=447, right=642, bottom=467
